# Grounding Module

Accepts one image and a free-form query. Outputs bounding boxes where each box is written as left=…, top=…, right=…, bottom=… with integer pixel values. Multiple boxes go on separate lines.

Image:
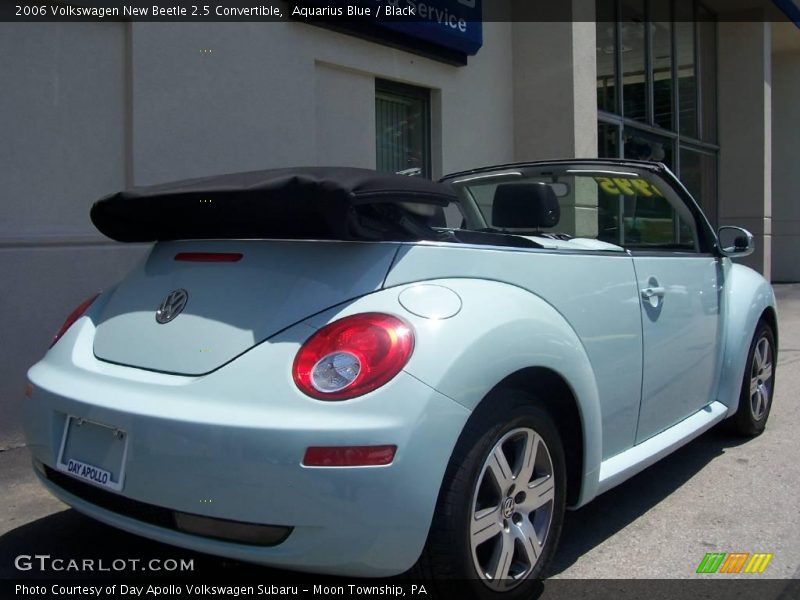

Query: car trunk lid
left=92, top=240, right=399, bottom=375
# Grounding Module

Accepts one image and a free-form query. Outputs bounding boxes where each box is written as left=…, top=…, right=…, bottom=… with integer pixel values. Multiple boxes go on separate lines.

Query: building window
left=596, top=0, right=719, bottom=224
left=596, top=0, right=618, bottom=114
left=697, top=7, right=717, bottom=143
left=598, top=121, right=621, bottom=158
left=675, top=2, right=698, bottom=139
left=375, top=80, right=431, bottom=178
left=651, top=11, right=674, bottom=130
left=621, top=0, right=647, bottom=123
left=680, top=145, right=718, bottom=225
left=624, top=128, right=673, bottom=167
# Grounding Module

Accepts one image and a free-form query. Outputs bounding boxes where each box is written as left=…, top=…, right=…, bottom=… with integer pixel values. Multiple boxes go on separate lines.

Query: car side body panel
left=631, top=254, right=724, bottom=442
left=716, top=260, right=778, bottom=415
left=383, top=243, right=644, bottom=467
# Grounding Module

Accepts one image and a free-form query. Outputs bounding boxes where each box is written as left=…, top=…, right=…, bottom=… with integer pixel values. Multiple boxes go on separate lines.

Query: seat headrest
left=492, top=182, right=560, bottom=229
left=429, top=207, right=447, bottom=228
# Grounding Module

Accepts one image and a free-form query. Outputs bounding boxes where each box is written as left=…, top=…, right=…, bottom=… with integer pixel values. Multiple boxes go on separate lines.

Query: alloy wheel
left=750, top=335, right=774, bottom=421
left=469, top=427, right=555, bottom=590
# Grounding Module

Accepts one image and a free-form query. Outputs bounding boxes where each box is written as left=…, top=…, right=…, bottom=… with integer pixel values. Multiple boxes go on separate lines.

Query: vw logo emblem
left=502, top=497, right=515, bottom=519
left=156, top=289, right=188, bottom=324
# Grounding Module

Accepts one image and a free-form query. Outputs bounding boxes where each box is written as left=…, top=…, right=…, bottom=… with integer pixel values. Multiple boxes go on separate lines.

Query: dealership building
left=1, top=0, right=799, bottom=445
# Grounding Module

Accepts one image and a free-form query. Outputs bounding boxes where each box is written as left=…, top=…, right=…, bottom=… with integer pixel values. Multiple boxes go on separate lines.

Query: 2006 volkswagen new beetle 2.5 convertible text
left=24, top=160, right=777, bottom=597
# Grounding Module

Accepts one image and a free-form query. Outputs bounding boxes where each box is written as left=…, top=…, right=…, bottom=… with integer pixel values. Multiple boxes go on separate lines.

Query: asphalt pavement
left=2, top=285, right=799, bottom=583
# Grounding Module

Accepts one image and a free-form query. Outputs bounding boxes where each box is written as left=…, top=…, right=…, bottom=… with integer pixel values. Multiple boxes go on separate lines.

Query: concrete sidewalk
left=2, top=286, right=799, bottom=580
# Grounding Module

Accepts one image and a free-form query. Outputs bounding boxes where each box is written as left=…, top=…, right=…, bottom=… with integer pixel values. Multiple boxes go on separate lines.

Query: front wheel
left=417, top=392, right=566, bottom=599
left=730, top=320, right=777, bottom=437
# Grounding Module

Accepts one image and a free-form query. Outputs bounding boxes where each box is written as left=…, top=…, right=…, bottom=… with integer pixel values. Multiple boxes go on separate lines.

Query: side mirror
left=718, top=226, right=754, bottom=257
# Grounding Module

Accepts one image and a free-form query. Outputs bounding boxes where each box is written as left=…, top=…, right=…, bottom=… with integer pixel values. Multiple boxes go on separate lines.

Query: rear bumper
left=23, top=316, right=470, bottom=576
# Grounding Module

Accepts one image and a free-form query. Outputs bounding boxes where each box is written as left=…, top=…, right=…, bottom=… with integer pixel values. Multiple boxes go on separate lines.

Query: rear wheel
left=417, top=391, right=566, bottom=599
left=730, top=320, right=776, bottom=437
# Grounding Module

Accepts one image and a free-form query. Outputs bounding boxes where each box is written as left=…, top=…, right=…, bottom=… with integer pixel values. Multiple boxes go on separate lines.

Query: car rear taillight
left=292, top=313, right=414, bottom=400
left=50, top=294, right=99, bottom=349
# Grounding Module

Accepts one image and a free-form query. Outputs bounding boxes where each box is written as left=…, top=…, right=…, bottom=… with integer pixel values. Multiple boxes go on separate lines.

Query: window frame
left=598, top=0, right=717, bottom=145
left=442, top=160, right=721, bottom=257
left=375, top=79, right=432, bottom=179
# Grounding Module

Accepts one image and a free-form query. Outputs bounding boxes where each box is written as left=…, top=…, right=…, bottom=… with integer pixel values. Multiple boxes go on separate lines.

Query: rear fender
left=304, top=278, right=604, bottom=506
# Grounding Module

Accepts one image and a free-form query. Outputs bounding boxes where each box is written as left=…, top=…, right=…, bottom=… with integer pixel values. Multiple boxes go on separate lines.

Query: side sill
left=596, top=401, right=728, bottom=496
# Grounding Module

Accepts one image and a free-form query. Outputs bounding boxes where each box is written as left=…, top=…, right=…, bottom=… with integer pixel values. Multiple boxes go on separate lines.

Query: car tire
left=729, top=320, right=777, bottom=437
left=415, top=390, right=566, bottom=599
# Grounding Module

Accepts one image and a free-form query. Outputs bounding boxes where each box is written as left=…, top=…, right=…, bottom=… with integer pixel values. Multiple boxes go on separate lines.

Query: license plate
left=56, top=416, right=128, bottom=492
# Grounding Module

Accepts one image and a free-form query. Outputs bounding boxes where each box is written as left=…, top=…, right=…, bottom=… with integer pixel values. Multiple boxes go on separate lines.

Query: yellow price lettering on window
left=595, top=177, right=663, bottom=197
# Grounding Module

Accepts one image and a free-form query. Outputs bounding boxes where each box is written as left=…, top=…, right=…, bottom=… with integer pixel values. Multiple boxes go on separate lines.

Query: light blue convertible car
left=24, top=160, right=777, bottom=597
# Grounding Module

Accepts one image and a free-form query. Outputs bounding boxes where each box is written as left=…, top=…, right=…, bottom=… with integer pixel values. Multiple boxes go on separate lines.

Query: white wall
left=0, top=23, right=148, bottom=447
left=315, top=63, right=376, bottom=168
left=511, top=16, right=597, bottom=161
left=0, top=21, right=515, bottom=446
left=128, top=21, right=514, bottom=185
left=772, top=51, right=800, bottom=282
left=0, top=24, right=128, bottom=241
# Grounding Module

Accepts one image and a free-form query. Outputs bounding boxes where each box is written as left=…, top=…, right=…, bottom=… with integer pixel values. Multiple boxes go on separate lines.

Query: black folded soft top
left=91, top=167, right=458, bottom=243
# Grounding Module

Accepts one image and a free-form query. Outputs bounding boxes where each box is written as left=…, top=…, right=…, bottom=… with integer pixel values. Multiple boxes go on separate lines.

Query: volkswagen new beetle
left=24, top=161, right=777, bottom=597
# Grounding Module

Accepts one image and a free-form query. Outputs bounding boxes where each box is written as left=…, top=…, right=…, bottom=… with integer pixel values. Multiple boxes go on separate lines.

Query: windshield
left=442, top=165, right=698, bottom=252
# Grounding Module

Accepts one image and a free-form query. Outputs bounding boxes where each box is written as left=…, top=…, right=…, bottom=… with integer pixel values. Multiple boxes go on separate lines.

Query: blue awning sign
left=773, top=0, right=800, bottom=27
left=299, top=0, right=483, bottom=58
left=377, top=0, right=484, bottom=55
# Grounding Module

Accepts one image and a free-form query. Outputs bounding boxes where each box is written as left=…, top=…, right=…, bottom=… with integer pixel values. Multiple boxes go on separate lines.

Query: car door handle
left=641, top=286, right=666, bottom=299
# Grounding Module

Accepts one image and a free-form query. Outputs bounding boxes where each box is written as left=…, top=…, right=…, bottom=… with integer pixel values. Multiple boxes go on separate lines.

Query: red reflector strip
left=174, top=252, right=243, bottom=262
left=24, top=384, right=33, bottom=398
left=303, top=445, right=397, bottom=467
